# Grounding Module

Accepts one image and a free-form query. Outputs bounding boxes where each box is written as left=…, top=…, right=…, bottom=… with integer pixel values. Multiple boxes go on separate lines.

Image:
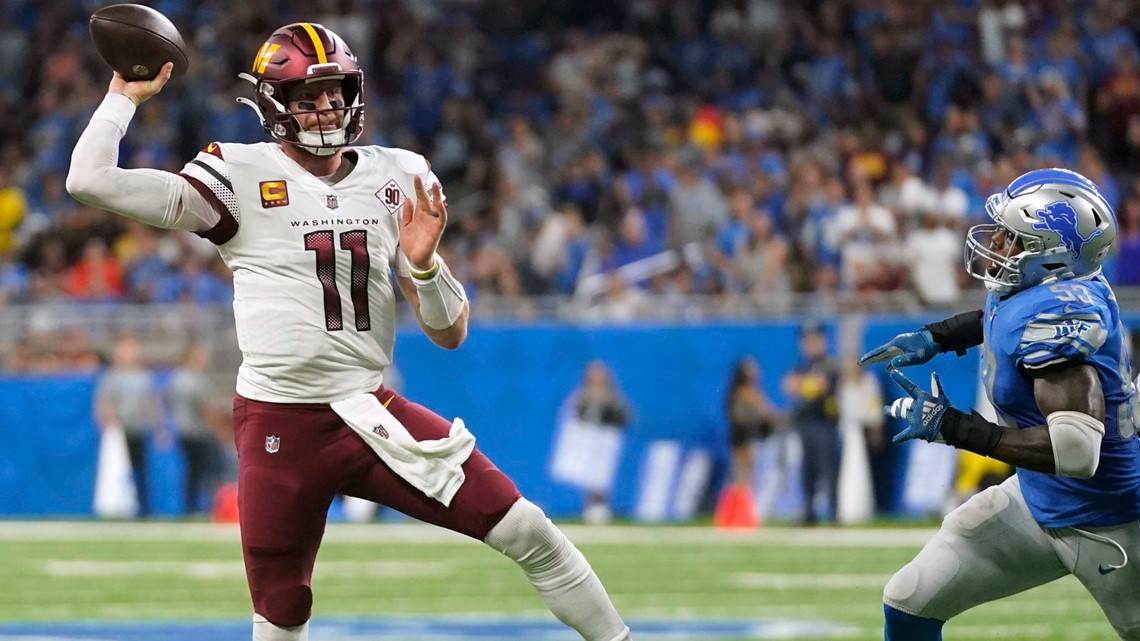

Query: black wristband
left=925, top=309, right=985, bottom=356
left=940, top=408, right=1003, bottom=455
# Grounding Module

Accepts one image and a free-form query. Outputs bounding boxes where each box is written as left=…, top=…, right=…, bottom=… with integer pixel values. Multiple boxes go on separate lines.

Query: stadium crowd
left=1, top=0, right=1140, bottom=327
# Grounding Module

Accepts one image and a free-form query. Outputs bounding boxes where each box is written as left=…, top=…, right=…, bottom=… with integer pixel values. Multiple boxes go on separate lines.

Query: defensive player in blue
left=860, top=168, right=1140, bottom=640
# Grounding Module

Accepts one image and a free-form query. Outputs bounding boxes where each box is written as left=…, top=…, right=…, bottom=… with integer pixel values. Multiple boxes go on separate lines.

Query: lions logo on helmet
left=965, top=168, right=1116, bottom=295
left=1030, top=201, right=1105, bottom=261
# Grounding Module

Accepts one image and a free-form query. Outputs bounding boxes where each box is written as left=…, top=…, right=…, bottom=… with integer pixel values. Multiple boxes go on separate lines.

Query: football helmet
left=965, top=168, right=1116, bottom=295
left=237, top=23, right=364, bottom=156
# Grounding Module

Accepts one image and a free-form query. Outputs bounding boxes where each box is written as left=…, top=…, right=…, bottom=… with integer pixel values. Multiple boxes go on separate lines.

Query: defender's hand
left=109, top=62, right=174, bottom=106
left=858, top=329, right=940, bottom=369
left=886, top=370, right=952, bottom=444
left=400, top=175, right=447, bottom=272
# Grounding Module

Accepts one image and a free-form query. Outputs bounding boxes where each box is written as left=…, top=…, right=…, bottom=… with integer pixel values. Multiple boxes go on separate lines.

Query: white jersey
left=180, top=141, right=438, bottom=403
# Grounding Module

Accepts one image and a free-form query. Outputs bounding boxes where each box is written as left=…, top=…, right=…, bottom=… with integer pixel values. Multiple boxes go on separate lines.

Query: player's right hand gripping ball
left=89, top=3, right=189, bottom=81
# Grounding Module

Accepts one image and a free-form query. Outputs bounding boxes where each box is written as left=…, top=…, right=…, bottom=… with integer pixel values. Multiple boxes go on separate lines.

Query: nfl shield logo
left=372, top=425, right=389, bottom=439
left=265, top=435, right=281, bottom=453
left=326, top=194, right=340, bottom=210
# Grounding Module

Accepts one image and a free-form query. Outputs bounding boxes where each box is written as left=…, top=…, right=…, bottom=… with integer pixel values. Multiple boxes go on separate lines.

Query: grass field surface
left=0, top=521, right=1116, bottom=640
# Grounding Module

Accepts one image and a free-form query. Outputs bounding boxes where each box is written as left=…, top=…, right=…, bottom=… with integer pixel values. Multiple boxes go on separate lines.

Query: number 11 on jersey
left=304, top=229, right=371, bottom=332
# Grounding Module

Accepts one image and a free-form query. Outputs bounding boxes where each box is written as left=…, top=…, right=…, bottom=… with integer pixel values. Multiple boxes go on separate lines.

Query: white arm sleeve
left=66, top=93, right=220, bottom=232
left=397, top=251, right=467, bottom=330
left=1047, top=410, right=1104, bottom=479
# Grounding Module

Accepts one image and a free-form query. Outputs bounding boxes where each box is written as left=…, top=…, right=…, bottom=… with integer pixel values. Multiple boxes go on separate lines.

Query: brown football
left=89, top=4, right=189, bottom=82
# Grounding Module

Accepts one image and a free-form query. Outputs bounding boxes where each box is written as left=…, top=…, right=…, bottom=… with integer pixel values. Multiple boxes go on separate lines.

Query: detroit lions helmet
left=965, top=168, right=1116, bottom=295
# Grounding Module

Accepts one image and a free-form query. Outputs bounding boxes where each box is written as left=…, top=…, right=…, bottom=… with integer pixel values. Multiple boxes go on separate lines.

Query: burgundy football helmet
left=237, top=23, right=364, bottom=155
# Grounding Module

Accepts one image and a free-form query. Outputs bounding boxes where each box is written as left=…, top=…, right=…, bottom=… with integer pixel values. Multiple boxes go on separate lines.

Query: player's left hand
left=400, top=175, right=447, bottom=272
left=886, top=370, right=951, bottom=444
left=858, top=329, right=940, bottom=369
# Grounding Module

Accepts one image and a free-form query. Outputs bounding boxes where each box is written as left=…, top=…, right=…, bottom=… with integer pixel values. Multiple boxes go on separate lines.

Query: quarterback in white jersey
left=67, top=22, right=632, bottom=641
left=182, top=140, right=436, bottom=403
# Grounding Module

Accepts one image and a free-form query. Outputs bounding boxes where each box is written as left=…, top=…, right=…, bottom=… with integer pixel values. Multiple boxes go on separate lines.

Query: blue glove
left=858, top=329, right=940, bottom=369
left=886, top=370, right=952, bottom=444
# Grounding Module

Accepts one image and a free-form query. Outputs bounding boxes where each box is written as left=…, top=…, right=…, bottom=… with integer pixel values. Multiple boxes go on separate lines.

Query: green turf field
left=0, top=521, right=1116, bottom=640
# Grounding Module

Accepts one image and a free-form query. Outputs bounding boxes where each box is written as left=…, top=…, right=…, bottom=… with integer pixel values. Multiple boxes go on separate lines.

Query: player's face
left=287, top=79, right=346, bottom=132
left=985, top=226, right=1022, bottom=276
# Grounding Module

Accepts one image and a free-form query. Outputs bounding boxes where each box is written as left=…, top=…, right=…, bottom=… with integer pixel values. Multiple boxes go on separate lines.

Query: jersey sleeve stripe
left=181, top=160, right=239, bottom=222
left=180, top=173, right=239, bottom=245
left=1021, top=320, right=1108, bottom=346
left=190, top=158, right=233, bottom=191
left=1031, top=312, right=1103, bottom=322
left=1021, top=334, right=1101, bottom=357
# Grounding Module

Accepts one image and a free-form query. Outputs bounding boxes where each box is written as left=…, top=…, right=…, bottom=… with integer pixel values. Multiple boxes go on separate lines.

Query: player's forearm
left=419, top=303, right=468, bottom=350
left=941, top=409, right=1102, bottom=478
left=986, top=424, right=1057, bottom=474
left=925, top=309, right=984, bottom=356
left=67, top=93, right=201, bottom=230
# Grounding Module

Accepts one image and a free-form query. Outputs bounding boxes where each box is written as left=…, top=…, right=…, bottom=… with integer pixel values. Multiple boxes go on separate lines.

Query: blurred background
left=4, top=0, right=1140, bottom=526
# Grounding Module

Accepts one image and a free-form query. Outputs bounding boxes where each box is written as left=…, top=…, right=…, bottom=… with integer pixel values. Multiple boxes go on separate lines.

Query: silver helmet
left=965, top=168, right=1116, bottom=295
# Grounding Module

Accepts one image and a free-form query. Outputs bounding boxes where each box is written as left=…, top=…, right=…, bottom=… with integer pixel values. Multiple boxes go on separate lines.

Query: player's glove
left=886, top=370, right=951, bottom=444
left=858, top=329, right=940, bottom=369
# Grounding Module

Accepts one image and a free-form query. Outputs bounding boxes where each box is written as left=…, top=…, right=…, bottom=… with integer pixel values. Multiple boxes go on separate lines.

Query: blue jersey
left=982, top=275, right=1140, bottom=528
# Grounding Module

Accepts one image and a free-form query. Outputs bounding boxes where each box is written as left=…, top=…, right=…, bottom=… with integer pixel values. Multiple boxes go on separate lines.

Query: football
left=89, top=4, right=189, bottom=82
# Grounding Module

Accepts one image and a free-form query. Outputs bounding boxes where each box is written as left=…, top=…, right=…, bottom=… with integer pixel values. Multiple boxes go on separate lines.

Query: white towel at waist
left=330, top=393, right=475, bottom=507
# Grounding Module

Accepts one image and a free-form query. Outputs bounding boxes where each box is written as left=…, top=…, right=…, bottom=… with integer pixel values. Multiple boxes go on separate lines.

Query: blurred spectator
left=167, top=343, right=224, bottom=516
left=94, top=336, right=160, bottom=517
left=830, top=178, right=898, bottom=292
left=549, top=360, right=632, bottom=525
left=64, top=237, right=124, bottom=302
left=725, top=356, right=780, bottom=488
left=1027, top=71, right=1086, bottom=166
left=531, top=203, right=591, bottom=293
left=1116, top=196, right=1140, bottom=286
left=836, top=356, right=883, bottom=524
left=0, top=169, right=26, bottom=254
left=0, top=247, right=29, bottom=306
left=781, top=321, right=839, bottom=526
left=903, top=210, right=963, bottom=307
left=667, top=148, right=728, bottom=250
left=1095, top=46, right=1140, bottom=168
left=583, top=272, right=652, bottom=323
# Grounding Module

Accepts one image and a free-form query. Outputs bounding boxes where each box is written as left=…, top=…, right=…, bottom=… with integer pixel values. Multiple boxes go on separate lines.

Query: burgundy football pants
left=232, top=386, right=521, bottom=627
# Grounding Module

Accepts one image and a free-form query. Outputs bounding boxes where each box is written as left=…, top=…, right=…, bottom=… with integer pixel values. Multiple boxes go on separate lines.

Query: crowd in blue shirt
left=0, top=0, right=1139, bottom=314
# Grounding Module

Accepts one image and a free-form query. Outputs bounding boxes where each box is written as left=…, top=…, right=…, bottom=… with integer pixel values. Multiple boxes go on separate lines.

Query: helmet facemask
left=965, top=194, right=1037, bottom=295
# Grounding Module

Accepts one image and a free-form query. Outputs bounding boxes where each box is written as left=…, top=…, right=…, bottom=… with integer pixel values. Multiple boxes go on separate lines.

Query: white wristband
left=412, top=255, right=466, bottom=329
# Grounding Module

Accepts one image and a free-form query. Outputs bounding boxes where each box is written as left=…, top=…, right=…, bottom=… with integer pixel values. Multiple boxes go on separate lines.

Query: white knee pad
left=485, top=498, right=575, bottom=584
left=253, top=614, right=308, bottom=641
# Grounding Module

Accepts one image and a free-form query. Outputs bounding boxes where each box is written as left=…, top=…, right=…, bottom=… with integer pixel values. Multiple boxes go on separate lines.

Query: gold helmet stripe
left=298, top=23, right=328, bottom=65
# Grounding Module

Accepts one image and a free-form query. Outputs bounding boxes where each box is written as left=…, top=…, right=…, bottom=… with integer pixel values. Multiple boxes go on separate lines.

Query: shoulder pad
left=385, top=147, right=432, bottom=175
left=200, top=141, right=224, bottom=160
left=1012, top=282, right=1109, bottom=370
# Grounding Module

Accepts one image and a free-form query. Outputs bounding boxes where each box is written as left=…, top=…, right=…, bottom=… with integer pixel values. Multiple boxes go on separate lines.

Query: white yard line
left=0, top=522, right=937, bottom=547
left=733, top=573, right=893, bottom=589
left=41, top=559, right=452, bottom=580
